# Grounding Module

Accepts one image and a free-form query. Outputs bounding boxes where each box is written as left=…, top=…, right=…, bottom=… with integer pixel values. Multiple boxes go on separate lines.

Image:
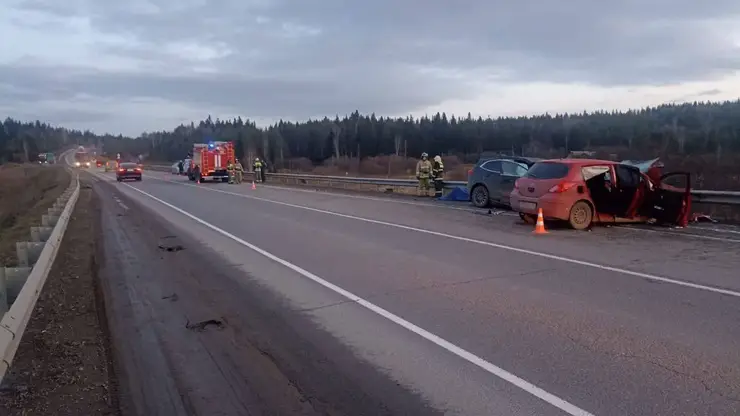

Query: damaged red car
left=509, top=158, right=691, bottom=230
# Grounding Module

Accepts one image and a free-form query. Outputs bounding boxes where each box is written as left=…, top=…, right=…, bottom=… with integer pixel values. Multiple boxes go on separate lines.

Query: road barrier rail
left=0, top=168, right=79, bottom=383
left=146, top=164, right=740, bottom=206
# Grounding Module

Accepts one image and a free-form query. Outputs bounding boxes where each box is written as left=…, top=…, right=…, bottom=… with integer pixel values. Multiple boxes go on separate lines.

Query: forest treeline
left=4, top=99, right=740, bottom=171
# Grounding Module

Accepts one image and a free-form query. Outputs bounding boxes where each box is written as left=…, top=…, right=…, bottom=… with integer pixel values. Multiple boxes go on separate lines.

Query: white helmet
left=421, top=152, right=429, bottom=159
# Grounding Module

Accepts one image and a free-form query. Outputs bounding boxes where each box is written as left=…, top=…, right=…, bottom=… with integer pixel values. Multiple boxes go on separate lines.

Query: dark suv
left=467, top=157, right=540, bottom=208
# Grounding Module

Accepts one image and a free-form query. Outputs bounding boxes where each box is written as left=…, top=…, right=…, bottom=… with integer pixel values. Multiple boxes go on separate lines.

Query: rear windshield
left=524, top=162, right=570, bottom=179
left=119, top=163, right=137, bottom=168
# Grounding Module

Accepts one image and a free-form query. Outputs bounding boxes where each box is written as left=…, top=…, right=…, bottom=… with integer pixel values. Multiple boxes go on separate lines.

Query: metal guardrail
left=0, top=166, right=79, bottom=383
left=145, top=164, right=740, bottom=206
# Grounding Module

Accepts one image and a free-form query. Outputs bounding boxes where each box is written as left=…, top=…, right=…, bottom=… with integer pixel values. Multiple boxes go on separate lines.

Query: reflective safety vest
left=433, top=161, right=444, bottom=180
left=416, top=160, right=432, bottom=178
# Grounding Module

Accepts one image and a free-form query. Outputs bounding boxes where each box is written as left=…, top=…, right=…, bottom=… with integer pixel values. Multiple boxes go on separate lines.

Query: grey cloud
left=5, top=0, right=740, bottom=134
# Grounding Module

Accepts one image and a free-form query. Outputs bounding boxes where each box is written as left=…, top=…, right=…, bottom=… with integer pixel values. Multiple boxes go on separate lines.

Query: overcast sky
left=2, top=0, right=740, bottom=136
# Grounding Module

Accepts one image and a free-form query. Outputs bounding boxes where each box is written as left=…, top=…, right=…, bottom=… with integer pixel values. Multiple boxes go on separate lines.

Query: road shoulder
left=0, top=177, right=119, bottom=415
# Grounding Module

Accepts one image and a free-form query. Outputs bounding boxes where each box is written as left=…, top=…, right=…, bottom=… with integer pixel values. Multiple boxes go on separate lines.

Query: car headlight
left=75, top=162, right=80, bottom=166
left=86, top=162, right=90, bottom=166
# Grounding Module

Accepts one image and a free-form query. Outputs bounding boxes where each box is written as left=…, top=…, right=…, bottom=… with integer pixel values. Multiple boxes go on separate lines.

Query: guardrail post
left=41, top=214, right=59, bottom=227
left=15, top=243, right=28, bottom=268
left=3, top=267, right=31, bottom=305
left=30, top=226, right=53, bottom=242
left=17, top=242, right=45, bottom=266
left=0, top=268, right=7, bottom=315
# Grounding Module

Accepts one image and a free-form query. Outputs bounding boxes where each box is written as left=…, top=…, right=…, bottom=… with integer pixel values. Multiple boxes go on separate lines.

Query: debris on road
left=0, top=179, right=119, bottom=416
left=161, top=293, right=179, bottom=301
left=185, top=319, right=225, bottom=332
left=157, top=235, right=185, bottom=252
left=691, top=213, right=719, bottom=223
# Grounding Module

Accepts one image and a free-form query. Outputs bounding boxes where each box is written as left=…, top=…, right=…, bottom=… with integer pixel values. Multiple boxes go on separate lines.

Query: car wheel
left=471, top=185, right=490, bottom=208
left=519, top=212, right=536, bottom=225
left=116, top=178, right=122, bottom=182
left=569, top=200, right=593, bottom=230
left=136, top=177, right=142, bottom=181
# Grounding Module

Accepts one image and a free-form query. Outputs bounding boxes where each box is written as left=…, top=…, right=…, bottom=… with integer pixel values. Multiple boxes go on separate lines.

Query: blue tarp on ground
left=439, top=186, right=470, bottom=201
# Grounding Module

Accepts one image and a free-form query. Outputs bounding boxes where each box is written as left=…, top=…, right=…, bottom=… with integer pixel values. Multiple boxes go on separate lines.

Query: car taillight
left=468, top=169, right=473, bottom=176
left=118, top=168, right=125, bottom=172
left=135, top=168, right=141, bottom=172
left=548, top=181, right=577, bottom=193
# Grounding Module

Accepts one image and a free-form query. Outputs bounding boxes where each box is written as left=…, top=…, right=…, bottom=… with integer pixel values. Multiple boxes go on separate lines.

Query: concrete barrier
left=0, top=165, right=79, bottom=383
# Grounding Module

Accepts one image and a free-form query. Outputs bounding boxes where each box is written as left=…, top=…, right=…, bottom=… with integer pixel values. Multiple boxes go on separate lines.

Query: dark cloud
left=4, top=0, right=740, bottom=134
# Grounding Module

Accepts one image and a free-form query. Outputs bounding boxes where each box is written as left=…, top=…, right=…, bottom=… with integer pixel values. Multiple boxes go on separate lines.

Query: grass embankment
left=0, top=164, right=70, bottom=267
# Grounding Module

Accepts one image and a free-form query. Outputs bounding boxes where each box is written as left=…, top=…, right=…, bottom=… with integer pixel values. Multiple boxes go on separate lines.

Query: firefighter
left=432, top=155, right=444, bottom=198
left=227, top=159, right=236, bottom=184
left=415, top=152, right=432, bottom=196
left=234, top=158, right=244, bottom=184
left=253, top=158, right=263, bottom=183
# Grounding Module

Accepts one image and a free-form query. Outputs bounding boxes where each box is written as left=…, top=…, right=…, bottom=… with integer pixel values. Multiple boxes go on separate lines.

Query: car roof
left=478, top=156, right=540, bottom=165
left=536, top=158, right=618, bottom=166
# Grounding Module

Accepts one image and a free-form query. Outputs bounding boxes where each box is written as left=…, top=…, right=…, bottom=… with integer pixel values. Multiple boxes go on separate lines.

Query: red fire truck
left=187, top=141, right=235, bottom=182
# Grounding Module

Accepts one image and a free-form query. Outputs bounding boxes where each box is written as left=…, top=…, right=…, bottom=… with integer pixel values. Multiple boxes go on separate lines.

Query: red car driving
left=116, top=162, right=143, bottom=182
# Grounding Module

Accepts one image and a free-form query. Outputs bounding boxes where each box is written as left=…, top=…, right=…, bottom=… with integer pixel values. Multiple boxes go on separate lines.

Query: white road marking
left=112, top=196, right=130, bottom=210
left=143, top=171, right=498, bottom=214
left=121, top=182, right=595, bottom=416
left=697, top=227, right=740, bottom=236
left=154, top=178, right=740, bottom=299
left=620, top=225, right=740, bottom=243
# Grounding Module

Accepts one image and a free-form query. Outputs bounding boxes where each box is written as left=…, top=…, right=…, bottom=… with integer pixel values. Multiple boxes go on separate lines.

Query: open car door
left=649, top=172, right=691, bottom=226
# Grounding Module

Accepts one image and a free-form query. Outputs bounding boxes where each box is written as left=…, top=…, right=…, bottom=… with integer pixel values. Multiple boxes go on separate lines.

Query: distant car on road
left=509, top=158, right=690, bottom=230
left=116, top=162, right=142, bottom=182
left=467, top=157, right=540, bottom=208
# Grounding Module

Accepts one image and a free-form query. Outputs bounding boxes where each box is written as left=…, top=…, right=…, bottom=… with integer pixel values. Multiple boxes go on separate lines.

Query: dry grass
left=0, top=164, right=70, bottom=267
left=281, top=155, right=473, bottom=181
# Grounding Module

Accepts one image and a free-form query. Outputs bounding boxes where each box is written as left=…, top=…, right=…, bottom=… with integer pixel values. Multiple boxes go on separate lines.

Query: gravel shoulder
left=0, top=178, right=120, bottom=416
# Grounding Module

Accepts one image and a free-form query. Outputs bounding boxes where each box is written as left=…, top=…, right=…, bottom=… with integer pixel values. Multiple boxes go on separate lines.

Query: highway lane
left=94, top=169, right=740, bottom=415
left=89, top=173, right=449, bottom=416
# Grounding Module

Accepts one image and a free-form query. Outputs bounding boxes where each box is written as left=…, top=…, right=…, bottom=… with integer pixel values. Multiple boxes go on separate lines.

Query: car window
left=481, top=160, right=502, bottom=173
left=615, top=164, right=641, bottom=188
left=501, top=161, right=528, bottom=177
left=525, top=162, right=570, bottom=179
left=120, top=163, right=137, bottom=168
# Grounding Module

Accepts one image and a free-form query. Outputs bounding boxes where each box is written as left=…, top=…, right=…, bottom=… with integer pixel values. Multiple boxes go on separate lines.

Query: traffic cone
left=251, top=181, right=256, bottom=190
left=533, top=208, right=548, bottom=234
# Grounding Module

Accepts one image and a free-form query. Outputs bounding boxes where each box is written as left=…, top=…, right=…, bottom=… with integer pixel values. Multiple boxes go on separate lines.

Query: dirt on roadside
left=0, top=179, right=120, bottom=416
left=0, top=164, right=70, bottom=267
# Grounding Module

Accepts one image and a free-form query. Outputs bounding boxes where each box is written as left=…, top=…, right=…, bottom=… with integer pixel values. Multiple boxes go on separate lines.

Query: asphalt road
left=88, top=168, right=740, bottom=416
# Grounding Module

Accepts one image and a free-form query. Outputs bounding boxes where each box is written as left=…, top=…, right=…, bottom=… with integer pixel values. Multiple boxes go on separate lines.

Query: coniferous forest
left=3, top=99, right=740, bottom=189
